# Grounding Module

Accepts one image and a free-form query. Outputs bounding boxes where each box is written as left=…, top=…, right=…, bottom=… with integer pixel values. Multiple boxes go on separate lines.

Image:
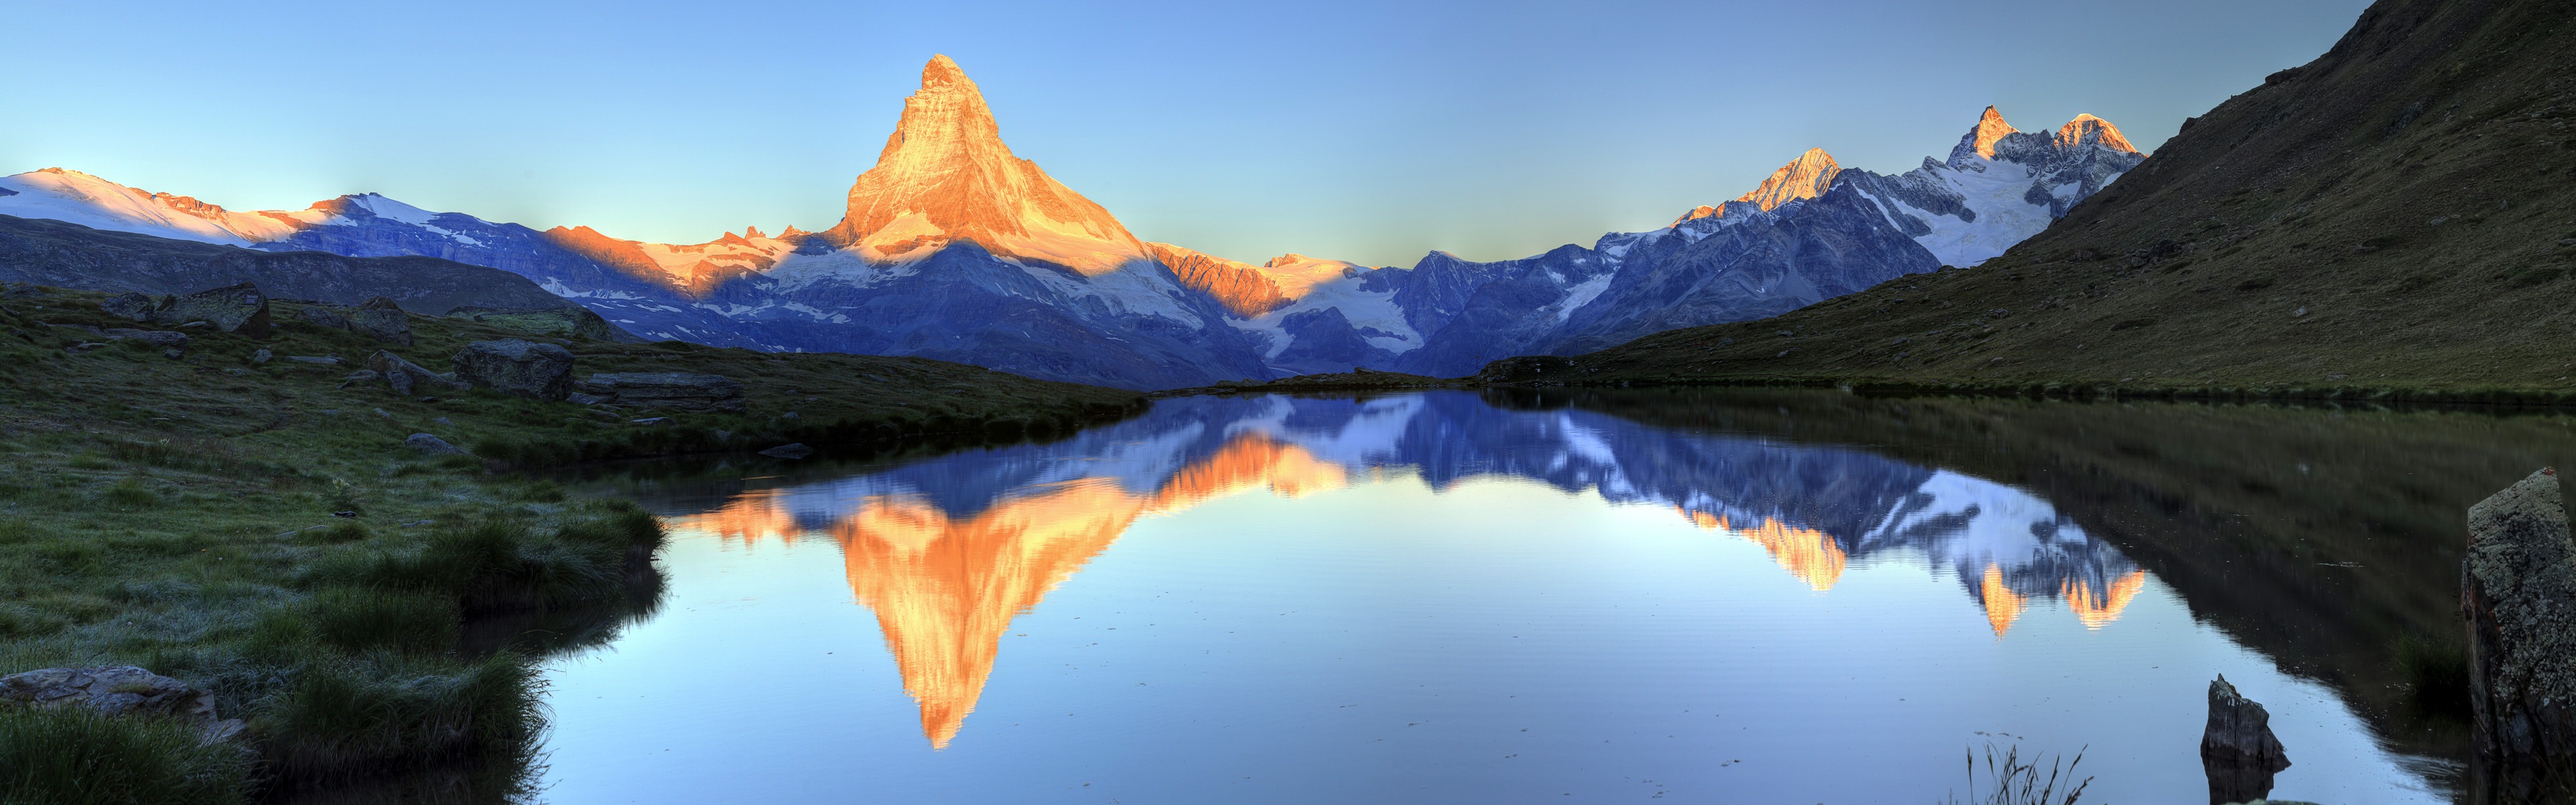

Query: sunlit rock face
left=822, top=56, right=1150, bottom=276
left=663, top=393, right=2146, bottom=748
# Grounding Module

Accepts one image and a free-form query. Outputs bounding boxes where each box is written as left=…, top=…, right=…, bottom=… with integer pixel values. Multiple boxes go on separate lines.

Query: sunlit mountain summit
left=660, top=392, right=2146, bottom=747
left=0, top=58, right=2138, bottom=388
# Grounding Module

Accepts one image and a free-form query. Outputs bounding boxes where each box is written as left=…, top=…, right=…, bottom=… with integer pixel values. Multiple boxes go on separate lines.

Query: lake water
left=537, top=390, right=2576, bottom=804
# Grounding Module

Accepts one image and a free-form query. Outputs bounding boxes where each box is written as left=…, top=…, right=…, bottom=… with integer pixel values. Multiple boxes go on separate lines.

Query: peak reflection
left=664, top=393, right=2148, bottom=747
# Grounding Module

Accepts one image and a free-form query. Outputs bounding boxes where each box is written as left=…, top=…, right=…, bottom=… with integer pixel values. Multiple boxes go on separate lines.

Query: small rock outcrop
left=405, top=433, right=468, bottom=455
left=2465, top=468, right=2576, bottom=773
left=350, top=297, right=412, bottom=346
left=0, top=665, right=243, bottom=743
left=103, top=328, right=188, bottom=349
left=150, top=282, right=271, bottom=337
left=2202, top=674, right=2290, bottom=804
left=297, top=305, right=352, bottom=331
left=583, top=372, right=745, bottom=413
left=365, top=350, right=467, bottom=394
left=99, top=292, right=157, bottom=321
left=451, top=339, right=574, bottom=400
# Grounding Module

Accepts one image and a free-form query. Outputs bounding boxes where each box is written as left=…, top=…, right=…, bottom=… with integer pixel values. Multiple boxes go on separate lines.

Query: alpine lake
left=518, top=388, right=2576, bottom=804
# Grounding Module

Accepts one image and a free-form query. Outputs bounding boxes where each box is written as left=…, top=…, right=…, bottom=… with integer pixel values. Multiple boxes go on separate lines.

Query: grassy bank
left=0, top=286, right=1146, bottom=802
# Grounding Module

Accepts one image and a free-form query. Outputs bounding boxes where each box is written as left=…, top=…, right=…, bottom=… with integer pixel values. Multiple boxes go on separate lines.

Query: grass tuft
left=0, top=705, right=251, bottom=805
left=1937, top=744, right=2092, bottom=805
left=2396, top=631, right=2473, bottom=718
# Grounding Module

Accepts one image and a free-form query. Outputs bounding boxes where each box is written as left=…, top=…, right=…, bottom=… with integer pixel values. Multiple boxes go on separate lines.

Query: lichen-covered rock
left=2202, top=674, right=2290, bottom=803
left=451, top=339, right=574, bottom=400
left=350, top=296, right=413, bottom=346
left=0, top=665, right=242, bottom=743
left=297, top=305, right=351, bottom=331
left=2465, top=468, right=2576, bottom=767
left=365, top=350, right=466, bottom=393
left=588, top=372, right=745, bottom=413
left=405, top=433, right=468, bottom=455
left=99, top=292, right=157, bottom=321
left=150, top=282, right=270, bottom=337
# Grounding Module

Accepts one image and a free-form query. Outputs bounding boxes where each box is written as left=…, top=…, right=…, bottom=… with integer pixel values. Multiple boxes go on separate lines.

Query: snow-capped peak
left=820, top=54, right=1149, bottom=275
left=1947, top=105, right=2020, bottom=168
left=1733, top=148, right=1841, bottom=211
left=0, top=167, right=307, bottom=245
left=2054, top=113, right=2137, bottom=154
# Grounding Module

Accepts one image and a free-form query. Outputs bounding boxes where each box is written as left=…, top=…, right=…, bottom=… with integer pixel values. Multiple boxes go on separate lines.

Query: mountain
left=0, top=62, right=2135, bottom=388
left=1542, top=0, right=2576, bottom=394
left=665, top=391, right=2145, bottom=747
left=0, top=213, right=627, bottom=337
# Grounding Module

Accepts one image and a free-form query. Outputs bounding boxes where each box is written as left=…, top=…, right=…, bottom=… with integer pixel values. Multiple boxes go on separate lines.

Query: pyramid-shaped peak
left=1733, top=148, right=1841, bottom=211
left=1947, top=105, right=2022, bottom=166
left=820, top=54, right=1147, bottom=274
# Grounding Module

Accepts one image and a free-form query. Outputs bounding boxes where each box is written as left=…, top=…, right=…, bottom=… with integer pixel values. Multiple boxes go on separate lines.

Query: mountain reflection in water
left=664, top=393, right=2143, bottom=747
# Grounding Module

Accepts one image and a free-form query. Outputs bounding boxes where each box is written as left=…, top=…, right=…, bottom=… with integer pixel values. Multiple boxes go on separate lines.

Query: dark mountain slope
left=0, top=213, right=630, bottom=336
left=1541, top=0, right=2576, bottom=393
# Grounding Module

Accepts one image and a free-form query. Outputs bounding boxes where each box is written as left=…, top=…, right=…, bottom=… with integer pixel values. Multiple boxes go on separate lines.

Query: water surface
left=540, top=390, right=2576, bottom=803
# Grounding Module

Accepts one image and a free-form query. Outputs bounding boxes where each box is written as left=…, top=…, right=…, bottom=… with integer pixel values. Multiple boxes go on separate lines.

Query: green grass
left=0, top=286, right=1149, bottom=800
left=0, top=706, right=250, bottom=805
left=1936, top=745, right=2092, bottom=805
left=2396, top=632, right=2473, bottom=719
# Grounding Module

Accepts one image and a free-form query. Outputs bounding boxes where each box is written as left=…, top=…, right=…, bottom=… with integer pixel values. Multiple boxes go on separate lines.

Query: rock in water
left=2465, top=468, right=2576, bottom=771
left=2202, top=674, right=2290, bottom=804
left=99, top=292, right=156, bottom=321
left=451, top=339, right=574, bottom=400
left=758, top=443, right=814, bottom=459
left=405, top=433, right=468, bottom=455
left=588, top=372, right=746, bottom=413
left=298, top=305, right=352, bottom=331
left=350, top=296, right=413, bottom=346
left=152, top=282, right=270, bottom=337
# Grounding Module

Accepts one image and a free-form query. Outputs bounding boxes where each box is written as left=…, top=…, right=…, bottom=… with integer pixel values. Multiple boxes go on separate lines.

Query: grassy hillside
left=1521, top=0, right=2576, bottom=398
left=0, top=286, right=1143, bottom=802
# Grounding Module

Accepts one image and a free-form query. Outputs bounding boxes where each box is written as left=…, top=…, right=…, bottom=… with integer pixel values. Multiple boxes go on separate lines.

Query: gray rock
left=0, top=281, right=42, bottom=299
left=341, top=370, right=383, bottom=386
left=385, top=368, right=414, bottom=395
left=162, top=348, right=183, bottom=360
left=99, top=292, right=157, bottom=321
left=150, top=282, right=270, bottom=337
left=566, top=392, right=609, bottom=405
left=630, top=417, right=668, bottom=425
left=251, top=348, right=272, bottom=364
left=365, top=350, right=467, bottom=392
left=297, top=305, right=351, bottom=331
left=350, top=296, right=413, bottom=346
left=758, top=443, right=814, bottom=459
left=404, top=433, right=467, bottom=455
left=2202, top=674, right=2290, bottom=803
left=0, top=665, right=241, bottom=744
left=103, top=328, right=188, bottom=349
left=586, top=372, right=745, bottom=413
left=2465, top=468, right=2576, bottom=768
left=287, top=355, right=343, bottom=365
left=451, top=339, right=574, bottom=400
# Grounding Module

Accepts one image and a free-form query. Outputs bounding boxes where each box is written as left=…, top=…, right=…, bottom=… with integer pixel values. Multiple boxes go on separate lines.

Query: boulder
left=286, top=355, right=342, bottom=365
left=350, top=297, right=413, bottom=346
left=586, top=372, right=746, bottom=413
left=451, top=339, right=574, bottom=400
left=0, top=665, right=242, bottom=743
left=150, top=282, right=270, bottom=337
left=251, top=349, right=272, bottom=364
left=2465, top=469, right=2576, bottom=772
left=366, top=350, right=468, bottom=393
left=404, top=433, right=468, bottom=455
left=99, top=292, right=157, bottom=322
left=297, top=305, right=352, bottom=331
left=2202, top=674, right=2290, bottom=803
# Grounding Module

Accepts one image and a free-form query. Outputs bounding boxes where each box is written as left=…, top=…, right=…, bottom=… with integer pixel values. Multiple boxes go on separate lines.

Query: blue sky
left=4, top=0, right=2369, bottom=266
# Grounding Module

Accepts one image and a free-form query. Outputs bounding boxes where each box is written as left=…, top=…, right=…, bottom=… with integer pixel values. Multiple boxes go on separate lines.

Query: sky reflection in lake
left=538, top=392, right=2448, bottom=804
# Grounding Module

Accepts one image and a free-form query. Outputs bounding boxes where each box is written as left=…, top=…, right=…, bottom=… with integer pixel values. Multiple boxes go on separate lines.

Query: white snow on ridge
left=0, top=168, right=301, bottom=244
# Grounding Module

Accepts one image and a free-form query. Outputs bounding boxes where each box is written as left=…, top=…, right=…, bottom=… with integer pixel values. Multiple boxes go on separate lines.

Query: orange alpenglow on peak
left=1966, top=105, right=2019, bottom=160
left=1679, top=508, right=1847, bottom=591
left=2055, top=113, right=2137, bottom=153
left=821, top=54, right=1150, bottom=275
left=1732, top=148, right=1841, bottom=211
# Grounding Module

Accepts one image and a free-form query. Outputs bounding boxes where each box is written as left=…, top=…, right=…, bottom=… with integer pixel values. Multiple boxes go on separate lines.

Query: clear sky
left=3, top=0, right=2371, bottom=266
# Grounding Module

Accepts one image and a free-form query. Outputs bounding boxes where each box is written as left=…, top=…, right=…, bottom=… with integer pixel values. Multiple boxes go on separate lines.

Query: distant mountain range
left=0, top=56, right=2141, bottom=389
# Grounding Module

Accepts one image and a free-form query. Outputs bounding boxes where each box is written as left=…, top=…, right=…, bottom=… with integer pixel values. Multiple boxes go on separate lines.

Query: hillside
left=1534, top=0, right=2576, bottom=395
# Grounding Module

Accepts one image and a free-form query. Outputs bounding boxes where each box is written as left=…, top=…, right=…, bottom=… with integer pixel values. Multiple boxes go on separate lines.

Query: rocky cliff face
left=820, top=55, right=1149, bottom=276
